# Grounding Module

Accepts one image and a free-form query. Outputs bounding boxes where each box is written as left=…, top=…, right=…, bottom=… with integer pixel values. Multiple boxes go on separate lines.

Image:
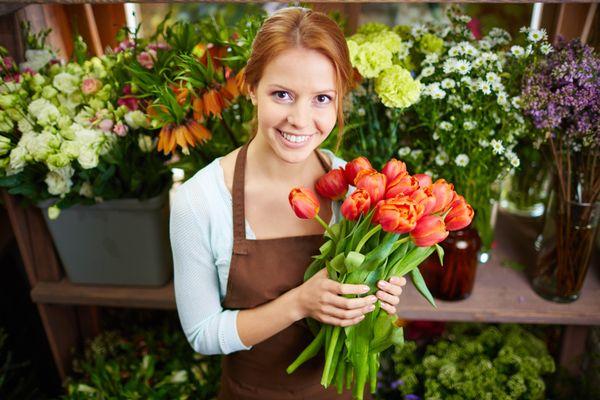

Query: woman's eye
left=316, top=94, right=332, bottom=104
left=273, top=91, right=291, bottom=101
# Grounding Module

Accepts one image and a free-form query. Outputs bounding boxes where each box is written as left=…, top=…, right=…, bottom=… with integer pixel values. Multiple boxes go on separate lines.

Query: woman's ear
left=249, top=87, right=257, bottom=106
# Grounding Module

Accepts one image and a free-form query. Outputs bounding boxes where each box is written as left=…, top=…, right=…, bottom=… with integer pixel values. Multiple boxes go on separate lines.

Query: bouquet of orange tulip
left=286, top=156, right=473, bottom=399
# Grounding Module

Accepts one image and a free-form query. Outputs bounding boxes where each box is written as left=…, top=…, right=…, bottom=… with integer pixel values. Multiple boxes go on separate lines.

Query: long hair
left=242, top=7, right=354, bottom=151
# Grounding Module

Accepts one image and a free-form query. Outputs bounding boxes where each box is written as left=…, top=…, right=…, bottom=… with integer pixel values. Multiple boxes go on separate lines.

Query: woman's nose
left=287, top=103, right=311, bottom=130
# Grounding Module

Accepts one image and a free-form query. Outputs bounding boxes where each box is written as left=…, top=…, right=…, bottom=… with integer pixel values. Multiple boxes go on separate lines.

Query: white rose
left=28, top=98, right=60, bottom=126
left=28, top=131, right=59, bottom=161
left=45, top=166, right=74, bottom=196
left=53, top=72, right=80, bottom=95
left=124, top=111, right=148, bottom=130
left=8, top=145, right=28, bottom=175
left=77, top=145, right=99, bottom=169
left=20, top=49, right=53, bottom=72
left=138, top=135, right=154, bottom=152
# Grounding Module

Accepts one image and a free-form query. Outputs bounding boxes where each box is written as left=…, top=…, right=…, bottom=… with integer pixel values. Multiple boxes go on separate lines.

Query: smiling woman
left=170, top=7, right=402, bottom=400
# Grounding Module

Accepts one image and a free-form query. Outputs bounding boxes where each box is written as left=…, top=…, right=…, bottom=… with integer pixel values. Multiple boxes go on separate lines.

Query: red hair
left=242, top=7, right=354, bottom=151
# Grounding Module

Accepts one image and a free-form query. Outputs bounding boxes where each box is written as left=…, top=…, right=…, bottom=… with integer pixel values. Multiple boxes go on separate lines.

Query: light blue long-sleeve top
left=170, top=149, right=347, bottom=355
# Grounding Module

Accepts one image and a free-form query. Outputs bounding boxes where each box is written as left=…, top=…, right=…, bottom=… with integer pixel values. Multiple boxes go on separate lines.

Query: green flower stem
left=314, top=214, right=338, bottom=241
left=286, top=326, right=325, bottom=374
left=355, top=224, right=382, bottom=253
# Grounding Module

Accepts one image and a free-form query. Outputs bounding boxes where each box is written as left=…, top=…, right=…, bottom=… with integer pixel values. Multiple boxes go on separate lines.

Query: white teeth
left=279, top=130, right=310, bottom=143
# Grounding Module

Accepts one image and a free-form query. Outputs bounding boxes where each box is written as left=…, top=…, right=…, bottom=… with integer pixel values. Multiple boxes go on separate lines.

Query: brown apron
left=218, top=141, right=360, bottom=399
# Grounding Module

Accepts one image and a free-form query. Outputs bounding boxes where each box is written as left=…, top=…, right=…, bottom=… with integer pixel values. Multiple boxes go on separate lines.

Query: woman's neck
left=246, top=134, right=319, bottom=184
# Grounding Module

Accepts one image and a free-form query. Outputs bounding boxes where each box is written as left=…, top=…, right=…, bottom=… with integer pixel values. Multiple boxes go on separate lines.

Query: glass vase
left=530, top=194, right=600, bottom=303
left=472, top=199, right=498, bottom=264
left=419, top=224, right=482, bottom=301
left=500, top=168, right=551, bottom=218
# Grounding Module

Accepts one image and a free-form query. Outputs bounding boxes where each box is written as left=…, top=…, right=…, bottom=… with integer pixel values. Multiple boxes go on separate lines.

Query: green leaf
left=390, top=326, right=404, bottom=346
left=360, top=232, right=399, bottom=272
left=344, top=251, right=366, bottom=273
left=411, top=268, right=436, bottom=308
left=435, top=243, right=445, bottom=266
left=330, top=253, right=346, bottom=274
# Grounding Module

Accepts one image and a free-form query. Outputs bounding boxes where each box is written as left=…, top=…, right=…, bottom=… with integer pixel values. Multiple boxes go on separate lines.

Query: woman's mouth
left=276, top=128, right=313, bottom=148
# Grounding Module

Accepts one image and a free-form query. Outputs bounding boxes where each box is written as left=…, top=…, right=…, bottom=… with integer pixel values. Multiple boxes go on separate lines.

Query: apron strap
left=231, top=143, right=333, bottom=255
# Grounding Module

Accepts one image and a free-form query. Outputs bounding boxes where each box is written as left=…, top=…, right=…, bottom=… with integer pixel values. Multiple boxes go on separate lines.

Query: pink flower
left=113, top=122, right=129, bottom=137
left=414, top=173, right=432, bottom=188
left=81, top=77, right=102, bottom=95
left=99, top=119, right=114, bottom=132
left=137, top=50, right=157, bottom=69
left=114, top=39, right=134, bottom=53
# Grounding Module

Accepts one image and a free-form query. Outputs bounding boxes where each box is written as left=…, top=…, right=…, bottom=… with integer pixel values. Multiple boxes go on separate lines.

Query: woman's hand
left=291, top=268, right=378, bottom=327
left=375, top=276, right=407, bottom=315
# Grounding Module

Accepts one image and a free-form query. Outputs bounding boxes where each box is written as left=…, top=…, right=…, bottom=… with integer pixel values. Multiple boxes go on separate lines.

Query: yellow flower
left=357, top=22, right=389, bottom=35
left=375, top=65, right=421, bottom=109
left=373, top=31, right=403, bottom=54
left=419, top=33, right=444, bottom=54
left=354, top=42, right=393, bottom=79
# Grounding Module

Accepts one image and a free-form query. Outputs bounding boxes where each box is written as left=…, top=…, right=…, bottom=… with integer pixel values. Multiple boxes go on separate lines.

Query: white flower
left=429, top=83, right=446, bottom=100
left=410, top=149, right=423, bottom=158
left=463, top=120, right=476, bottom=130
left=497, top=92, right=508, bottom=106
left=528, top=29, right=547, bottom=43
left=138, top=135, right=154, bottom=152
left=423, top=53, right=439, bottom=64
left=455, top=154, right=469, bottom=167
left=448, top=46, right=461, bottom=57
left=491, top=81, right=505, bottom=92
left=124, top=111, right=148, bottom=130
left=511, top=96, right=521, bottom=109
left=168, top=370, right=188, bottom=384
left=441, top=78, right=455, bottom=89
left=421, top=66, right=435, bottom=78
left=442, top=58, right=458, bottom=74
left=510, top=46, right=525, bottom=57
left=7, top=145, right=28, bottom=175
left=435, top=151, right=449, bottom=166
left=479, top=81, right=492, bottom=95
left=77, top=146, right=100, bottom=169
left=79, top=181, right=94, bottom=198
left=461, top=104, right=473, bottom=112
left=541, top=43, right=553, bottom=55
left=411, top=24, right=427, bottom=39
left=28, top=98, right=60, bottom=126
left=479, top=139, right=489, bottom=147
left=491, top=139, right=504, bottom=155
left=454, top=60, right=472, bottom=75
left=485, top=72, right=500, bottom=84
left=28, top=131, right=59, bottom=162
left=53, top=72, right=80, bottom=95
left=461, top=43, right=478, bottom=57
left=478, top=40, right=492, bottom=50
left=398, top=146, right=411, bottom=157
left=45, top=166, right=74, bottom=196
left=47, top=205, right=61, bottom=220
left=439, top=121, right=452, bottom=131
left=19, top=49, right=53, bottom=72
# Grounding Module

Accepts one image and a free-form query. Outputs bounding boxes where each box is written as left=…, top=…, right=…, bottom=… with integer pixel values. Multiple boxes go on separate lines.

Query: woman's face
left=249, top=47, right=338, bottom=164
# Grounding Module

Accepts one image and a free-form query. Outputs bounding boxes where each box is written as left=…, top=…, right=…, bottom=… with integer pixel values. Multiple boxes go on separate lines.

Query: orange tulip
left=315, top=168, right=348, bottom=201
left=385, top=172, right=419, bottom=199
left=344, top=156, right=373, bottom=186
left=373, top=196, right=419, bottom=234
left=355, top=170, right=387, bottom=205
left=410, top=214, right=449, bottom=247
left=341, top=189, right=371, bottom=221
left=430, top=179, right=455, bottom=214
left=410, top=187, right=437, bottom=219
left=381, top=158, right=407, bottom=182
left=414, top=173, right=432, bottom=188
left=289, top=188, right=320, bottom=219
left=445, top=195, right=474, bottom=231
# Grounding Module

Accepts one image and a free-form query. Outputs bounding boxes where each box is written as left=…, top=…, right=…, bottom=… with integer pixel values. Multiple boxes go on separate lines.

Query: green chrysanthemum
left=372, top=30, right=403, bottom=54
left=375, top=65, right=421, bottom=109
left=419, top=33, right=444, bottom=54
left=357, top=22, right=389, bottom=35
left=353, top=42, right=393, bottom=79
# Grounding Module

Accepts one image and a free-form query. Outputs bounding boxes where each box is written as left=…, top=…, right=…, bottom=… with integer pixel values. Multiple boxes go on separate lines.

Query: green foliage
left=62, top=322, right=221, bottom=399
left=390, top=324, right=555, bottom=400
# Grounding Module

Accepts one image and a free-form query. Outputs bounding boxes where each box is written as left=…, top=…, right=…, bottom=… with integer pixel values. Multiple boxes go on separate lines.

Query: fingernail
left=390, top=276, right=399, bottom=284
left=378, top=280, right=387, bottom=288
left=368, top=304, right=375, bottom=311
left=369, top=296, right=377, bottom=302
left=361, top=285, right=370, bottom=292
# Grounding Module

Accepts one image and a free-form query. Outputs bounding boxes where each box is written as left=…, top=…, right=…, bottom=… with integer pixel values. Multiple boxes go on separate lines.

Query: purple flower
left=405, top=395, right=421, bottom=400
left=391, top=379, right=404, bottom=389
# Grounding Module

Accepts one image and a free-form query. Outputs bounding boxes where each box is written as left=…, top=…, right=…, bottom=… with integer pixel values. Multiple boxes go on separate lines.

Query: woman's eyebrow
left=268, top=84, right=336, bottom=94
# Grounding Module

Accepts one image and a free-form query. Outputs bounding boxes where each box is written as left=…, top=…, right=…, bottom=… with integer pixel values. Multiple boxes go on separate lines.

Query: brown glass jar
left=419, top=224, right=482, bottom=301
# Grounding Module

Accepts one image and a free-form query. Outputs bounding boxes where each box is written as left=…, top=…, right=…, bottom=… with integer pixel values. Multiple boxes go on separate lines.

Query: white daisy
left=421, top=66, right=435, bottom=78
left=439, top=121, right=453, bottom=131
left=398, top=146, right=411, bottom=157
left=455, top=154, right=469, bottom=167
left=461, top=104, right=473, bottom=112
left=435, top=151, right=449, bottom=166
left=479, top=81, right=492, bottom=95
left=541, top=43, right=553, bottom=55
left=478, top=139, right=489, bottom=148
left=511, top=96, right=521, bottom=109
left=511, top=46, right=525, bottom=57
left=441, top=78, right=456, bottom=89
left=455, top=60, right=472, bottom=75
left=528, top=29, right=547, bottom=43
left=491, top=139, right=504, bottom=155
left=443, top=58, right=458, bottom=74
left=463, top=120, right=476, bottom=130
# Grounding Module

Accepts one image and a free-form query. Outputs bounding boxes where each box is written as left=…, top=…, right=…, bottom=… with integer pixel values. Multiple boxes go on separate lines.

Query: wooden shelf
left=30, top=211, right=600, bottom=325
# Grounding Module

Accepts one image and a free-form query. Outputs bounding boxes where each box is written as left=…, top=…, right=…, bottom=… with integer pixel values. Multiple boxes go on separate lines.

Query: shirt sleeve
left=170, top=183, right=252, bottom=355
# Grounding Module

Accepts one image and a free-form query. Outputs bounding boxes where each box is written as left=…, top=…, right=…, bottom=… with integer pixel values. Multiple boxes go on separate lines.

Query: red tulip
left=445, top=195, right=474, bottom=231
left=381, top=158, right=407, bottom=182
left=410, top=215, right=449, bottom=247
left=410, top=187, right=437, bottom=219
left=289, top=188, right=320, bottom=219
left=315, top=168, right=348, bottom=201
left=341, top=189, right=371, bottom=221
left=414, top=173, right=432, bottom=188
left=430, top=179, right=455, bottom=214
left=385, top=172, right=419, bottom=199
left=344, top=157, right=373, bottom=186
left=373, top=196, right=419, bottom=234
left=355, top=170, right=387, bottom=205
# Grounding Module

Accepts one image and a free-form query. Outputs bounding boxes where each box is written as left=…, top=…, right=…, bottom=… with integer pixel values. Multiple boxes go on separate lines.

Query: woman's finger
left=377, top=279, right=403, bottom=297
left=376, top=289, right=400, bottom=306
left=389, top=276, right=407, bottom=286
left=378, top=300, right=397, bottom=316
left=327, top=292, right=377, bottom=310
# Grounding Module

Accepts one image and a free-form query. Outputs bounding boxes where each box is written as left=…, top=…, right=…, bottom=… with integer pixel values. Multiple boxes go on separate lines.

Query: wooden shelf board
left=30, top=211, right=600, bottom=325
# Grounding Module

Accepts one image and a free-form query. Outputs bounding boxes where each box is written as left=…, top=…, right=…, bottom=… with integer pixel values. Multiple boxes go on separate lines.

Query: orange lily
left=202, top=89, right=226, bottom=119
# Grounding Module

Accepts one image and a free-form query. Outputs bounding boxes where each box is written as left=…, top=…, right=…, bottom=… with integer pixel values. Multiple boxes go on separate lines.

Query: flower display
left=286, top=155, right=473, bottom=400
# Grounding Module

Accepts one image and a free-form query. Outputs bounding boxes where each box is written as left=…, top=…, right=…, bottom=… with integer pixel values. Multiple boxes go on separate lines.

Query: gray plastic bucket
left=38, top=190, right=172, bottom=286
